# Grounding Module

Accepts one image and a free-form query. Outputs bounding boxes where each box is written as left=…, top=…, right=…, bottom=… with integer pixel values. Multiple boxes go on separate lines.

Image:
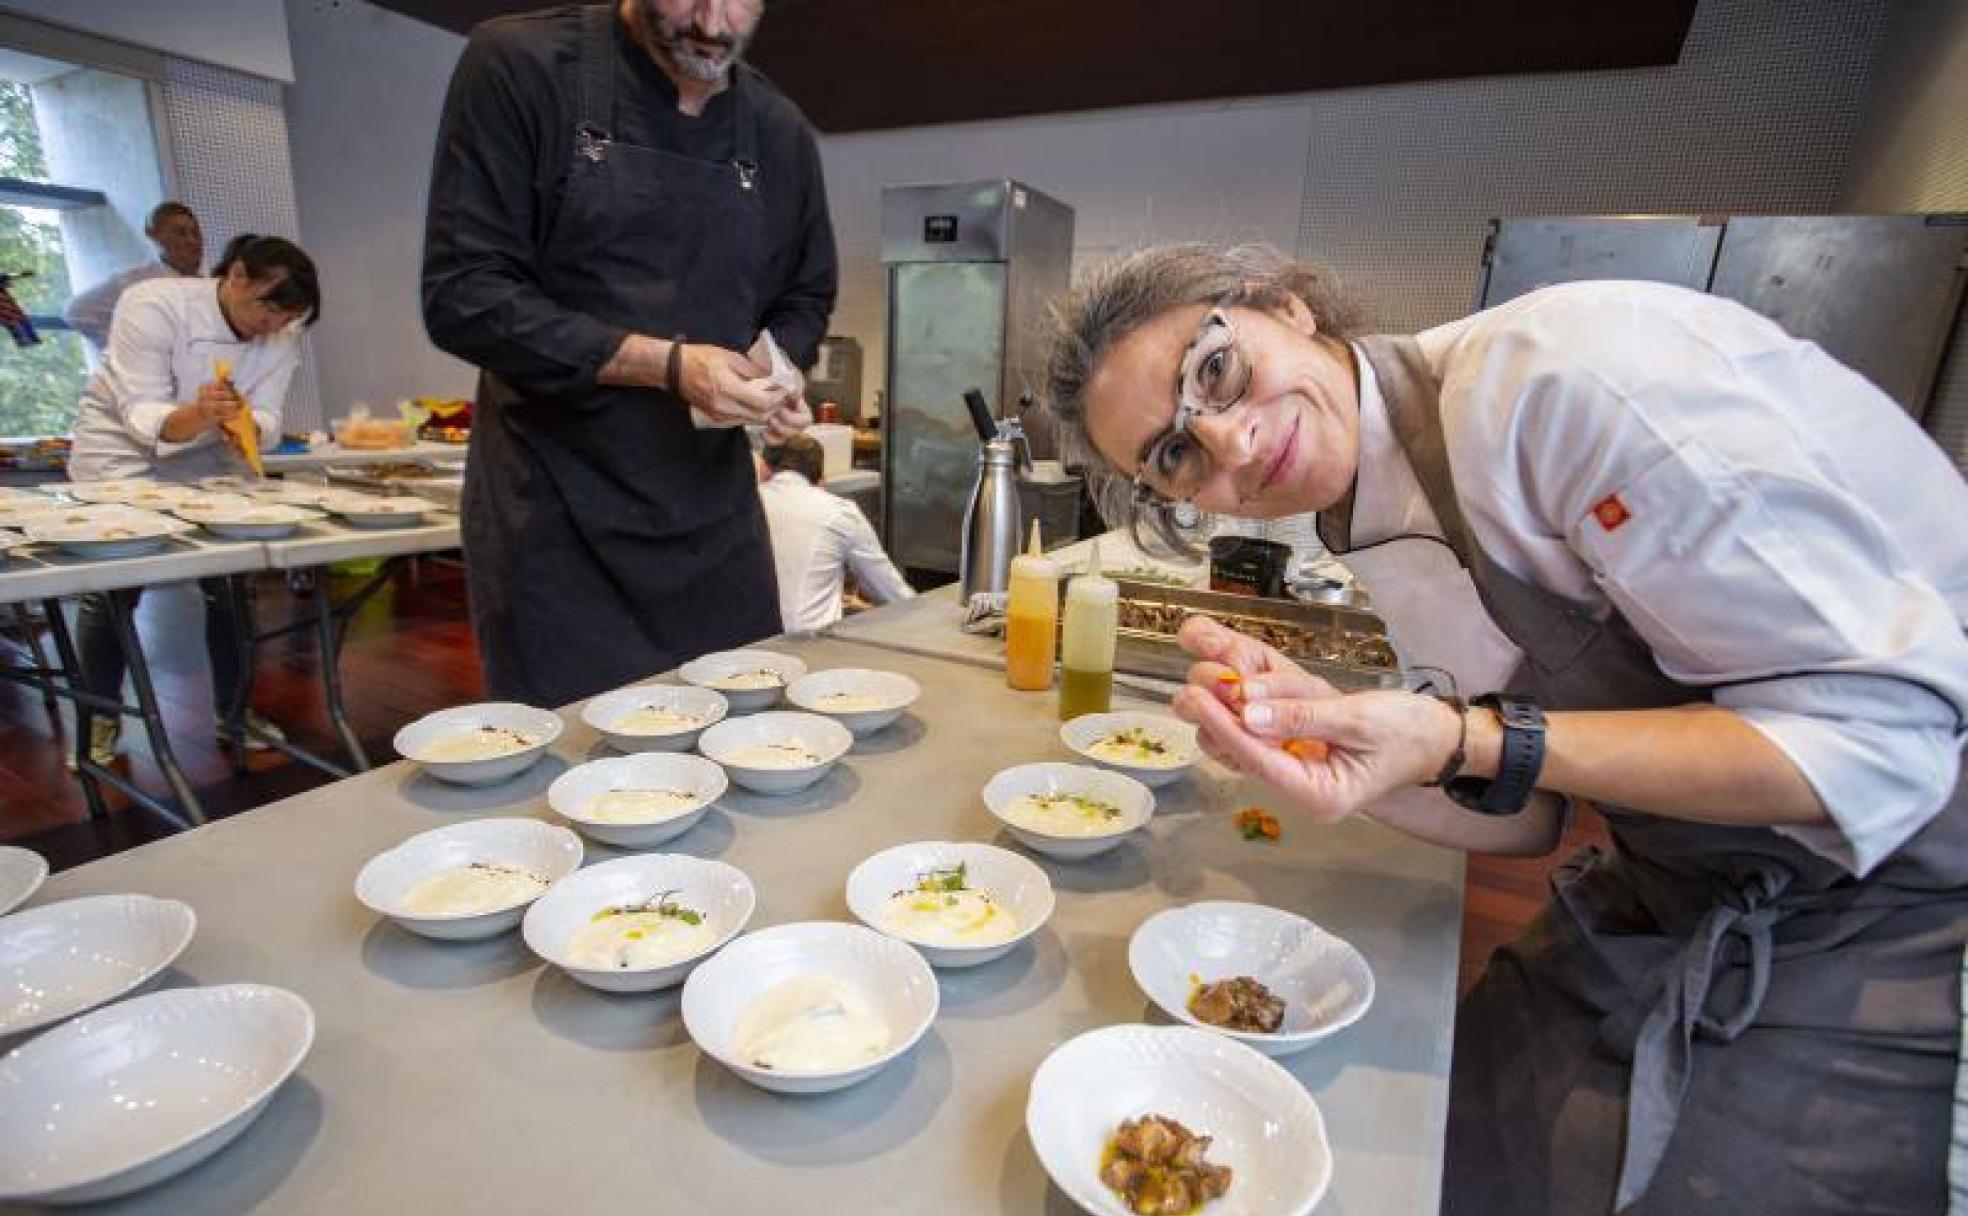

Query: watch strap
left=1445, top=693, right=1545, bottom=815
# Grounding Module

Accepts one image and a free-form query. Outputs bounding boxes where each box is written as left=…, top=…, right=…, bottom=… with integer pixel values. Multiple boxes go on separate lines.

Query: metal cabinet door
left=1709, top=215, right=1968, bottom=418
left=1478, top=216, right=1722, bottom=308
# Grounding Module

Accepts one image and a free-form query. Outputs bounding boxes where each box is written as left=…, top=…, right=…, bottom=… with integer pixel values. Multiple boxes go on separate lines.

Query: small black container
left=1208, top=536, right=1293, bottom=599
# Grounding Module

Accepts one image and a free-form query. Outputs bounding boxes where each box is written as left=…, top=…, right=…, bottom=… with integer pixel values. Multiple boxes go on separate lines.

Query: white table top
left=5, top=634, right=1462, bottom=1215
left=262, top=441, right=465, bottom=473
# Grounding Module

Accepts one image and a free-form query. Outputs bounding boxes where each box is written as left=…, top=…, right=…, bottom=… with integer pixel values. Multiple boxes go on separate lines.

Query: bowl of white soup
left=1061, top=711, right=1199, bottom=788
left=845, top=841, right=1054, bottom=968
left=983, top=762, right=1155, bottom=860
left=394, top=702, right=563, bottom=786
left=697, top=711, right=852, bottom=795
left=547, top=753, right=727, bottom=848
left=581, top=684, right=728, bottom=753
left=523, top=854, right=754, bottom=993
left=785, top=668, right=921, bottom=735
left=355, top=818, right=582, bottom=940
left=677, top=649, right=808, bottom=713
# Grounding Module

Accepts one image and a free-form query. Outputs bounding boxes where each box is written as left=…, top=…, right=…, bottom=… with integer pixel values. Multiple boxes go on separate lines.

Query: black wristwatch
left=1444, top=693, right=1546, bottom=816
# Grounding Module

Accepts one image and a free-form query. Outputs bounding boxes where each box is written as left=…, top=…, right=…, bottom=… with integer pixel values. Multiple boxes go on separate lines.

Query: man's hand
left=677, top=342, right=791, bottom=426
left=763, top=398, right=813, bottom=444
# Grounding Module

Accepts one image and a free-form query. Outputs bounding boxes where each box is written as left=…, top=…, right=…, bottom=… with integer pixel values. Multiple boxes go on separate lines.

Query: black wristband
left=665, top=335, right=687, bottom=398
left=1444, top=693, right=1545, bottom=816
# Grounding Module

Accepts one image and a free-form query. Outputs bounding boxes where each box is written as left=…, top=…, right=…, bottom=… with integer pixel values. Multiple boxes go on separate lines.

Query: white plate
left=249, top=482, right=345, bottom=509
left=62, top=479, right=186, bottom=507
left=174, top=501, right=319, bottom=540
left=0, top=894, right=197, bottom=1041
left=785, top=668, right=921, bottom=735
left=355, top=818, right=582, bottom=940
left=681, top=921, right=939, bottom=1094
left=0, top=846, right=47, bottom=917
left=321, top=493, right=436, bottom=528
left=393, top=701, right=563, bottom=786
left=0, top=984, right=314, bottom=1205
left=580, top=684, right=729, bottom=753
left=1060, top=711, right=1199, bottom=788
left=24, top=512, right=192, bottom=559
left=523, top=854, right=754, bottom=992
left=697, top=710, right=851, bottom=795
left=677, top=648, right=808, bottom=713
left=981, top=762, right=1154, bottom=860
left=1128, top=902, right=1375, bottom=1056
left=546, top=753, right=727, bottom=848
left=1026, top=1024, right=1331, bottom=1216
left=844, top=841, right=1053, bottom=968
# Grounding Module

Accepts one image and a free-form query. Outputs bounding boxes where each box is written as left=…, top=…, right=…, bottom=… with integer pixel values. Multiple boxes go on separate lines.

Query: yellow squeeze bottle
left=1059, top=539, right=1118, bottom=720
left=1005, top=520, right=1059, bottom=691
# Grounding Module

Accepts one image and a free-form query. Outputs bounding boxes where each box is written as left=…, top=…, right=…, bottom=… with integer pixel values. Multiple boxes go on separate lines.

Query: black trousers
left=76, top=579, right=248, bottom=715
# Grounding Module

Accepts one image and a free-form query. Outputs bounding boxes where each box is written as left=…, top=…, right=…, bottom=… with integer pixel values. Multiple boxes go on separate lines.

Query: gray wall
left=0, top=0, right=292, bottom=82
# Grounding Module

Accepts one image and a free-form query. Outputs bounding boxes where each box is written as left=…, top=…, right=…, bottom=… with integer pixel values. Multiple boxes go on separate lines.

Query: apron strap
left=1350, top=334, right=1488, bottom=568
left=577, top=4, right=616, bottom=140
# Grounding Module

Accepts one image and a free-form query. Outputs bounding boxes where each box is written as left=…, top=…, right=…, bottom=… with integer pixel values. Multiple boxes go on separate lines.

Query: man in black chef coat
left=422, top=0, right=837, bottom=705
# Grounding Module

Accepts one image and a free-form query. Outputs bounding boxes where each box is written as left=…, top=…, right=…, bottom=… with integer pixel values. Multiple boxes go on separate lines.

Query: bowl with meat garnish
left=678, top=648, right=809, bottom=713
left=546, top=753, right=727, bottom=848
left=355, top=817, right=582, bottom=941
left=1026, top=1023, right=1330, bottom=1216
left=393, top=702, right=564, bottom=786
left=1127, top=901, right=1375, bottom=1057
left=1060, top=711, right=1199, bottom=788
left=697, top=710, right=851, bottom=794
left=983, top=762, right=1155, bottom=860
left=844, top=841, right=1054, bottom=968
left=785, top=667, right=921, bottom=735
left=522, top=854, right=753, bottom=992
left=581, top=683, right=729, bottom=753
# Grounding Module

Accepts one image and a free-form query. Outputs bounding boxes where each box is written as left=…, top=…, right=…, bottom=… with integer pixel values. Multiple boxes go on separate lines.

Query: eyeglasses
left=1131, top=307, right=1253, bottom=503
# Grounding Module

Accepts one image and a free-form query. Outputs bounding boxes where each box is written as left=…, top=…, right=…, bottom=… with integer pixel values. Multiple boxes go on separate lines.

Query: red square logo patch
left=1592, top=493, right=1631, bottom=532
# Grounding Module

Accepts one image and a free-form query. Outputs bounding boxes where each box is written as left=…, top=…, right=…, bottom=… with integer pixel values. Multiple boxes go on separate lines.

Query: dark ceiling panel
left=371, top=0, right=1697, bottom=133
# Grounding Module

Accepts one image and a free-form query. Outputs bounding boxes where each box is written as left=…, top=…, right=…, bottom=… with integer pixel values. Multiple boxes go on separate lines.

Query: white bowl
left=24, top=513, right=192, bottom=560
left=1061, top=711, right=1199, bottom=788
left=697, top=711, right=851, bottom=795
left=1026, top=1024, right=1331, bottom=1216
left=355, top=818, right=582, bottom=941
left=174, top=501, right=319, bottom=540
left=845, top=841, right=1054, bottom=968
left=1128, top=902, right=1375, bottom=1057
left=681, top=921, right=939, bottom=1094
left=677, top=648, right=808, bottom=713
left=522, top=854, right=755, bottom=993
left=785, top=668, right=921, bottom=735
left=982, top=762, right=1155, bottom=860
left=0, top=984, right=314, bottom=1205
left=580, top=684, right=729, bottom=753
left=393, top=702, right=563, bottom=786
left=320, top=493, right=436, bottom=528
left=546, top=753, right=727, bottom=848
left=0, top=895, right=197, bottom=1041
left=0, top=846, right=47, bottom=916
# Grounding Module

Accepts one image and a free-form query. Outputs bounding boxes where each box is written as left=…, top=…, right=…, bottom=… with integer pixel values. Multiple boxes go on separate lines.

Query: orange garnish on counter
left=1282, top=738, right=1331, bottom=762
left=1234, top=806, right=1281, bottom=842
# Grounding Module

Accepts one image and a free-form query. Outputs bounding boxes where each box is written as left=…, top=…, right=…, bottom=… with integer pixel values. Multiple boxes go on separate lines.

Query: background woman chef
left=1045, top=242, right=1968, bottom=1215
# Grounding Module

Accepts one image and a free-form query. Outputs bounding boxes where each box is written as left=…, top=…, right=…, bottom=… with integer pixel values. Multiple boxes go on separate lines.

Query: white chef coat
left=68, top=276, right=294, bottom=483
left=1331, top=279, right=1968, bottom=876
left=758, top=470, right=914, bottom=633
left=60, top=260, right=188, bottom=350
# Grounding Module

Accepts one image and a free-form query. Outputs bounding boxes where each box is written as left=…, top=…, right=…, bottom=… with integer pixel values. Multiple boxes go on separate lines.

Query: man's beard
left=650, top=10, right=750, bottom=82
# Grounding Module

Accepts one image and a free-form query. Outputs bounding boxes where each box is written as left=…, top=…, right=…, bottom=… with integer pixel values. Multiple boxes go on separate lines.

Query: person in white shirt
left=756, top=434, right=912, bottom=632
left=1046, top=243, right=1968, bottom=1216
left=61, top=201, right=204, bottom=350
left=68, top=235, right=321, bottom=765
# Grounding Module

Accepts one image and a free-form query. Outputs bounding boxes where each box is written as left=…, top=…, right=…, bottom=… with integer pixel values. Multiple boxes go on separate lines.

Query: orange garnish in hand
left=1282, top=738, right=1331, bottom=762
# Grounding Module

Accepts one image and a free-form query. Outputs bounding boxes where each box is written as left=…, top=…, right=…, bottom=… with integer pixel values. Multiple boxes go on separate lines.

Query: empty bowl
left=580, top=684, right=729, bottom=753
left=546, top=753, right=727, bottom=848
left=785, top=668, right=921, bottom=735
left=0, top=846, right=48, bottom=917
left=1061, top=711, right=1199, bottom=788
left=697, top=711, right=851, bottom=795
left=393, top=702, right=563, bottom=786
left=677, top=649, right=808, bottom=713
left=681, top=921, right=939, bottom=1094
left=522, top=854, right=755, bottom=992
left=845, top=841, right=1053, bottom=968
left=0, top=894, right=196, bottom=1042
left=1128, top=901, right=1375, bottom=1056
left=355, top=818, right=582, bottom=940
left=982, top=762, right=1154, bottom=860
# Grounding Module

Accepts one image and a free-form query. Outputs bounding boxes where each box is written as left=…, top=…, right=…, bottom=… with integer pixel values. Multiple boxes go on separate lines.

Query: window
left=0, top=79, right=89, bottom=437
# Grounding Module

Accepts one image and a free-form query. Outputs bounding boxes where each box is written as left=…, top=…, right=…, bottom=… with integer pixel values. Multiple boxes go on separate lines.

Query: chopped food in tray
left=1115, top=598, right=1397, bottom=670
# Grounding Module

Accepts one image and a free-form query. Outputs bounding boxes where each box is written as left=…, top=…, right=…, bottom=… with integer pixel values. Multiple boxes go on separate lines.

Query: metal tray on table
left=1113, top=577, right=1402, bottom=691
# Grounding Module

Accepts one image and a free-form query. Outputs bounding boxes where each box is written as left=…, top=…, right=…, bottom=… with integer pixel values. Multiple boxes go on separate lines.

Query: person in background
left=67, top=236, right=320, bottom=766
left=62, top=202, right=204, bottom=350
left=422, top=0, right=837, bottom=705
left=757, top=434, right=912, bottom=632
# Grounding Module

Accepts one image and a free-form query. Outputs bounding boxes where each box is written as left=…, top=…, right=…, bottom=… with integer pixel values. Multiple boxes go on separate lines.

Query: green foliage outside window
left=0, top=80, right=89, bottom=438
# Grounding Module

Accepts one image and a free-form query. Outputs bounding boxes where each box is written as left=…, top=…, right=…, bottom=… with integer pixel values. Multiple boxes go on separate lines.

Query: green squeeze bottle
left=1059, top=540, right=1118, bottom=720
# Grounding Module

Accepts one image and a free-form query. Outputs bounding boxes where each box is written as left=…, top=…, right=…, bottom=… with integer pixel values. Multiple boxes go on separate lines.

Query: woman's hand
left=196, top=380, right=245, bottom=432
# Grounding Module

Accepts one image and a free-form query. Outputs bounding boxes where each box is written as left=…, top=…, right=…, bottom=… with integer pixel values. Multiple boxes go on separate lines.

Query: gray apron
left=462, top=4, right=782, bottom=706
left=1324, top=336, right=1968, bottom=1215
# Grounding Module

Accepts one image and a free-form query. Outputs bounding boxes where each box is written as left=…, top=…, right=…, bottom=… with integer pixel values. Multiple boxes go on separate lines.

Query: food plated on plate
left=1101, top=1113, right=1234, bottom=1215
left=523, top=854, right=754, bottom=992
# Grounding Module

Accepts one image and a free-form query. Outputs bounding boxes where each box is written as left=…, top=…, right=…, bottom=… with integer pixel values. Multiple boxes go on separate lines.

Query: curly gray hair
left=1043, top=243, right=1362, bottom=550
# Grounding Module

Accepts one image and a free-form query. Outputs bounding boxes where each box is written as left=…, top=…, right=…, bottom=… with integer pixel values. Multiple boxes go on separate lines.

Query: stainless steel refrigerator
left=880, top=180, right=1075, bottom=576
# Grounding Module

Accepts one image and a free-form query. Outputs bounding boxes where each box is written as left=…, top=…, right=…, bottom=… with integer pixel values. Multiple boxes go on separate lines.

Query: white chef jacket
left=60, top=260, right=188, bottom=350
left=758, top=470, right=914, bottom=632
left=68, top=276, right=294, bottom=483
left=1333, top=279, right=1968, bottom=876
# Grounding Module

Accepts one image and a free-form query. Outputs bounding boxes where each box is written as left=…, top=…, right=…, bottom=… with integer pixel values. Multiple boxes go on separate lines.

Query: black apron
left=461, top=4, right=782, bottom=706
left=1324, top=336, right=1968, bottom=1215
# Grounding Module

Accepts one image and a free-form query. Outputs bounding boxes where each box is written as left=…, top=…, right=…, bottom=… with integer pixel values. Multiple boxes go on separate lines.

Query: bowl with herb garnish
left=845, top=841, right=1054, bottom=968
left=547, top=753, right=727, bottom=848
left=1061, top=711, right=1198, bottom=788
left=697, top=711, right=851, bottom=795
left=522, top=854, right=754, bottom=992
left=982, top=763, right=1155, bottom=860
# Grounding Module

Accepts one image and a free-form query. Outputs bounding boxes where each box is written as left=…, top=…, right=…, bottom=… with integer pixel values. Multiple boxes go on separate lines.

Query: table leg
left=314, top=569, right=382, bottom=771
left=218, top=575, right=256, bottom=775
left=39, top=597, right=107, bottom=821
left=7, top=603, right=59, bottom=713
left=102, top=589, right=206, bottom=825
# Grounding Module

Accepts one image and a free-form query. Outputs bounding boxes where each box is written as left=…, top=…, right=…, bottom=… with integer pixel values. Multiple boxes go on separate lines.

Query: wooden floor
left=0, top=565, right=1597, bottom=993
